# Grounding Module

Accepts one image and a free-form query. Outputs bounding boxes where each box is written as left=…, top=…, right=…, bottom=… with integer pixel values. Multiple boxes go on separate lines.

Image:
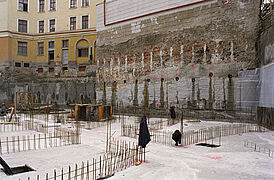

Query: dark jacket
left=172, top=130, right=181, bottom=144
left=138, top=116, right=151, bottom=148
left=170, top=107, right=176, bottom=119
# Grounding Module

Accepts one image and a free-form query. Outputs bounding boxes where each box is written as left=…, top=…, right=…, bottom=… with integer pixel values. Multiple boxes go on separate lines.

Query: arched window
left=75, top=38, right=90, bottom=63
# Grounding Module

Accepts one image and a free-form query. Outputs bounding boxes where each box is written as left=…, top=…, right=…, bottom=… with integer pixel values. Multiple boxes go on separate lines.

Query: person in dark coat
left=172, top=130, right=182, bottom=146
left=138, top=116, right=151, bottom=148
left=170, top=106, right=176, bottom=119
left=170, top=106, right=176, bottom=124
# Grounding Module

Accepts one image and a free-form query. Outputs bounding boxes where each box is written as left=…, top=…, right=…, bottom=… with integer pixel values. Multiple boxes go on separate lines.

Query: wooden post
left=86, top=160, right=89, bottom=180
left=45, top=133, right=47, bottom=149
left=12, top=136, right=15, bottom=153
left=99, top=156, right=102, bottom=177
left=106, top=121, right=109, bottom=153
left=109, top=120, right=112, bottom=153
left=104, top=155, right=107, bottom=176
left=61, top=168, right=64, bottom=180
left=74, top=164, right=78, bottom=180
left=38, top=134, right=41, bottom=149
left=17, top=136, right=20, bottom=152
left=81, top=161, right=84, bottom=180
left=68, top=166, right=71, bottom=180
left=93, top=158, right=95, bottom=180
left=7, top=137, right=9, bottom=154
left=144, top=148, right=146, bottom=162
left=54, top=169, right=57, bottom=180
left=34, top=134, right=36, bottom=150
left=94, top=158, right=97, bottom=179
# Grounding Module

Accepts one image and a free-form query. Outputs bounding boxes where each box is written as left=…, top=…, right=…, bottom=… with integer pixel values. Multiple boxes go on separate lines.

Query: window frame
left=49, top=0, right=57, bottom=11
left=70, top=0, right=77, bottom=8
left=81, top=0, right=89, bottom=7
left=62, top=40, right=69, bottom=49
left=37, top=42, right=44, bottom=56
left=81, top=15, right=89, bottom=29
left=48, top=41, right=55, bottom=62
left=49, top=19, right=56, bottom=32
left=78, top=48, right=89, bottom=57
left=38, top=0, right=45, bottom=12
left=48, top=41, right=55, bottom=49
left=18, top=41, right=28, bottom=56
left=70, top=16, right=77, bottom=30
left=18, top=0, right=29, bottom=12
left=18, top=19, right=28, bottom=33
left=38, top=20, right=44, bottom=33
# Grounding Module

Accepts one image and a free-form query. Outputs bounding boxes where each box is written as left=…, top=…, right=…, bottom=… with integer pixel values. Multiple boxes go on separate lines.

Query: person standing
left=170, top=106, right=176, bottom=124
left=138, top=116, right=151, bottom=148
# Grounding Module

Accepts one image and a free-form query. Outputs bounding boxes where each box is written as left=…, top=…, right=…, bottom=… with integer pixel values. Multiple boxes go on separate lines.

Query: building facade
left=0, top=0, right=102, bottom=105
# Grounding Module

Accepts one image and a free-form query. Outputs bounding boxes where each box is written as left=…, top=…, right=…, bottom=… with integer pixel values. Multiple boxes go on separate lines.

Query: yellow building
left=0, top=0, right=102, bottom=77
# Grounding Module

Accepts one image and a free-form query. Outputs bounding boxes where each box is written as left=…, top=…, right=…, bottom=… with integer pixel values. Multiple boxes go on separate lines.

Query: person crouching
left=172, top=130, right=182, bottom=146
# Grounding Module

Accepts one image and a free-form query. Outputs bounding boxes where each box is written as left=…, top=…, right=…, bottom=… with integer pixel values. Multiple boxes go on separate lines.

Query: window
left=49, top=67, right=54, bottom=72
left=18, top=19, right=27, bottom=33
left=37, top=68, right=43, bottom=73
left=49, top=0, right=56, bottom=11
left=38, top=42, right=44, bottom=56
left=62, top=40, right=69, bottom=48
left=78, top=48, right=88, bottom=57
left=79, top=66, right=86, bottom=71
left=82, top=15, right=88, bottom=29
left=18, top=42, right=27, bottom=56
left=38, top=20, right=44, bottom=33
left=82, top=0, right=89, bottom=7
left=70, top=0, right=77, bottom=8
left=18, top=0, right=28, bottom=12
left=48, top=41, right=55, bottom=61
left=15, top=62, right=21, bottom=67
left=24, top=63, right=30, bottom=67
left=49, top=19, right=55, bottom=32
left=48, top=51, right=54, bottom=60
left=70, top=17, right=76, bottom=30
left=39, top=0, right=45, bottom=12
left=48, top=41, right=55, bottom=49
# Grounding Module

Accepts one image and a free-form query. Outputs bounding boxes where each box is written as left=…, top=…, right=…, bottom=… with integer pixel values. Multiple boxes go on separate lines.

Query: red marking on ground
left=161, top=75, right=164, bottom=78
left=174, top=61, right=178, bottom=64
left=228, top=69, right=231, bottom=72
left=176, top=73, right=178, bottom=76
left=209, top=66, right=213, bottom=70
left=192, top=72, right=195, bottom=75
left=161, top=70, right=165, bottom=73
left=147, top=72, right=150, bottom=74
left=228, top=59, right=231, bottom=63
left=205, top=155, right=223, bottom=159
left=176, top=69, right=179, bottom=72
left=192, top=64, right=195, bottom=67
